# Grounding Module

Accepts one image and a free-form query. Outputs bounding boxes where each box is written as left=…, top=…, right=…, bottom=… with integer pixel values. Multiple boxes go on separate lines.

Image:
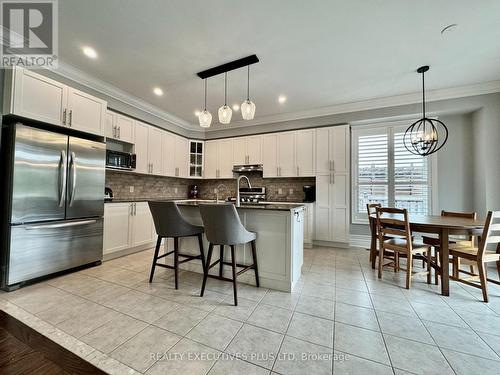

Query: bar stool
left=148, top=201, right=206, bottom=289
left=199, top=204, right=259, bottom=306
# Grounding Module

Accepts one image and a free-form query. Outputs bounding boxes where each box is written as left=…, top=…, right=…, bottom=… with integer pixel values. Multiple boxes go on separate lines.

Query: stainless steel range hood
left=232, top=164, right=263, bottom=173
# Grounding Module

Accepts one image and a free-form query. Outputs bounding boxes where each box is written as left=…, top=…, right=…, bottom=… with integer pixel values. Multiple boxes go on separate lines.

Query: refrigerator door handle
left=24, top=219, right=98, bottom=230
left=69, top=152, right=77, bottom=206
left=59, top=150, right=67, bottom=207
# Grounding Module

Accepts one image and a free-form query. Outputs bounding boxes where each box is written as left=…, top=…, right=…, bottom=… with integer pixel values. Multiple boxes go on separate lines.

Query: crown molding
left=52, top=61, right=196, bottom=131
left=50, top=61, right=500, bottom=134
left=206, top=79, right=500, bottom=131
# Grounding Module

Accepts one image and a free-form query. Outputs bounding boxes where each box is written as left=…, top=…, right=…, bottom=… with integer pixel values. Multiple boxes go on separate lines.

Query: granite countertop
left=106, top=199, right=305, bottom=211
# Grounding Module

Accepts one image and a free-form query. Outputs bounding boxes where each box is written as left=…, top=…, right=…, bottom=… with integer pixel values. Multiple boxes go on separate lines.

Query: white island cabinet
left=175, top=201, right=304, bottom=292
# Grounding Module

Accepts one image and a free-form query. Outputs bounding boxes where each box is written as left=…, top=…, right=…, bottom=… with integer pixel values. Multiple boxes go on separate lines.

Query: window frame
left=351, top=120, right=438, bottom=224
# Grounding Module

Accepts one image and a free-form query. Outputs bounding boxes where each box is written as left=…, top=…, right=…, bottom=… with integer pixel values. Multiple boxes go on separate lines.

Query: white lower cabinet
left=104, top=202, right=154, bottom=256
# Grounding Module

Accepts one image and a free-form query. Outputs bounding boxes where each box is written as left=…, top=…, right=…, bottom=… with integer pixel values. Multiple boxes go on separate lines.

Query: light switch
left=289, top=189, right=294, bottom=195
left=129, top=186, right=134, bottom=193
left=174, top=188, right=178, bottom=194
left=278, top=188, right=283, bottom=194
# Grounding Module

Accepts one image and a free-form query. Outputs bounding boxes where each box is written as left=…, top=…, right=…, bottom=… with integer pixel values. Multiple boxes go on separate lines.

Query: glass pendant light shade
left=218, top=105, right=232, bottom=124
left=198, top=110, right=212, bottom=128
left=241, top=99, right=256, bottom=120
left=241, top=65, right=256, bottom=120
left=218, top=72, right=232, bottom=124
left=199, top=79, right=212, bottom=128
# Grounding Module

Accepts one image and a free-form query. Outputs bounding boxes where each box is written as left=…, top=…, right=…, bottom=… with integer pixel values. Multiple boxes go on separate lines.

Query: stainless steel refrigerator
left=1, top=123, right=105, bottom=289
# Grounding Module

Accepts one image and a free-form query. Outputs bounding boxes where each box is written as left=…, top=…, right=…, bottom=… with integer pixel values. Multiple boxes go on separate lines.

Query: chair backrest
left=477, top=211, right=500, bottom=259
left=367, top=203, right=382, bottom=236
left=199, top=204, right=252, bottom=245
left=148, top=201, right=199, bottom=238
left=375, top=207, right=412, bottom=251
left=442, top=210, right=477, bottom=245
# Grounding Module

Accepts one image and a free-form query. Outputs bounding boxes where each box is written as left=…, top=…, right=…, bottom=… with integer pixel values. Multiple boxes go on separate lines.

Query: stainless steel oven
left=106, top=150, right=136, bottom=170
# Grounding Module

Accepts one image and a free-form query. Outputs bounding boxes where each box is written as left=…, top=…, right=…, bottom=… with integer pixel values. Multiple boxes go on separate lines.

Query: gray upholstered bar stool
left=199, top=204, right=259, bottom=306
left=148, top=201, right=206, bottom=289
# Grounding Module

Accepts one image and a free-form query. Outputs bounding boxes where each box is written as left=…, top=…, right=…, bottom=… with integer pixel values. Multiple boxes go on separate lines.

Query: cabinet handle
left=68, top=110, right=73, bottom=126
left=118, top=126, right=121, bottom=139
left=134, top=203, right=137, bottom=216
left=62, top=109, right=67, bottom=125
left=297, top=166, right=299, bottom=176
left=130, top=203, right=133, bottom=216
left=151, top=163, right=153, bottom=174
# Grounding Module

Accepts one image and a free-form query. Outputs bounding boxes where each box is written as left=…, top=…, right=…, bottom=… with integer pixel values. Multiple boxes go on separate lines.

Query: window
left=352, top=121, right=436, bottom=224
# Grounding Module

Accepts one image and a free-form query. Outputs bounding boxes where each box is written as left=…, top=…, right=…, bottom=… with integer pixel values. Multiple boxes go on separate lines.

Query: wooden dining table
left=369, top=214, right=485, bottom=296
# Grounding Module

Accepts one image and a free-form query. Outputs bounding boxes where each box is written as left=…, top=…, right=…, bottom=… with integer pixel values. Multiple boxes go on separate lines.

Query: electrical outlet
left=289, top=188, right=294, bottom=195
left=278, top=188, right=283, bottom=195
left=129, top=186, right=134, bottom=193
left=214, top=188, right=218, bottom=194
left=174, top=188, right=178, bottom=194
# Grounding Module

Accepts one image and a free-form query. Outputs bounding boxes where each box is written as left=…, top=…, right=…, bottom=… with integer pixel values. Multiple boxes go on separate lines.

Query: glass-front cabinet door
left=189, top=140, right=204, bottom=178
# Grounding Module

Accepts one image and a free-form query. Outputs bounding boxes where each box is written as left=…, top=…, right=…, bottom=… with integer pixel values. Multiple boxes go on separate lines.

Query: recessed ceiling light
left=153, top=87, right=164, bottom=96
left=232, top=104, right=240, bottom=111
left=82, top=46, right=97, bottom=59
left=441, top=24, right=458, bottom=35
left=194, top=110, right=201, bottom=117
left=278, top=95, right=287, bottom=104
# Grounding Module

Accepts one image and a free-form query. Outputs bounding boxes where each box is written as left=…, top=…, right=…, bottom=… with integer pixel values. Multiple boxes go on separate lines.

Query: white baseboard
left=349, top=234, right=371, bottom=249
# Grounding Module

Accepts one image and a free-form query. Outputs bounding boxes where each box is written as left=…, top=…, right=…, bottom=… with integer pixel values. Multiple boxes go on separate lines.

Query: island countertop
left=107, top=199, right=305, bottom=211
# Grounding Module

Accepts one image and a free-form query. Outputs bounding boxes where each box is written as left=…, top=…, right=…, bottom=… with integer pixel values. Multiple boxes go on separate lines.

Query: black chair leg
left=230, top=245, right=238, bottom=306
left=174, top=237, right=179, bottom=289
left=197, top=234, right=206, bottom=273
left=149, top=236, right=162, bottom=283
left=219, top=245, right=224, bottom=277
left=251, top=240, right=260, bottom=287
left=201, top=243, right=213, bottom=297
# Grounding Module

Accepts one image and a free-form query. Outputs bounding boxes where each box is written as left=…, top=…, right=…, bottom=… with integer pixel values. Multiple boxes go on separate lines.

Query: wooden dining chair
left=449, top=211, right=500, bottom=303
left=367, top=203, right=396, bottom=269
left=423, top=210, right=477, bottom=285
left=376, top=207, right=432, bottom=289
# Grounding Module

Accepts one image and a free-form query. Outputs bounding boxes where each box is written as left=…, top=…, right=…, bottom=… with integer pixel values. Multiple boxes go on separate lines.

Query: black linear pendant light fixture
left=196, top=55, right=259, bottom=127
left=403, top=66, right=448, bottom=156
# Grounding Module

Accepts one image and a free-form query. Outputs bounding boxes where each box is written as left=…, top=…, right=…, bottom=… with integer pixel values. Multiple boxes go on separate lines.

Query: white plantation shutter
left=394, top=132, right=429, bottom=215
left=352, top=123, right=433, bottom=223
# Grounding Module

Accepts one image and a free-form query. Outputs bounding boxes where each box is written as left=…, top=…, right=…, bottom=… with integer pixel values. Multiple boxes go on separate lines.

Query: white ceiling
left=57, top=0, right=500, bottom=131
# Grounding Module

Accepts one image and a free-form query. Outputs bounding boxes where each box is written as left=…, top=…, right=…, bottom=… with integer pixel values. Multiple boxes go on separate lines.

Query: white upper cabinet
left=232, top=135, right=263, bottom=165
left=173, top=136, right=189, bottom=178
left=262, top=134, right=278, bottom=177
left=246, top=135, right=263, bottom=164
left=134, top=121, right=149, bottom=174
left=148, top=126, right=163, bottom=175
left=5, top=67, right=106, bottom=136
left=233, top=137, right=247, bottom=165
left=277, top=132, right=296, bottom=177
left=106, top=110, right=134, bottom=143
left=204, top=141, right=218, bottom=179
left=162, top=131, right=176, bottom=176
left=204, top=139, right=233, bottom=179
left=316, top=125, right=349, bottom=174
left=8, top=67, right=67, bottom=126
left=66, top=87, right=106, bottom=135
left=295, top=129, right=315, bottom=177
left=218, top=139, right=234, bottom=178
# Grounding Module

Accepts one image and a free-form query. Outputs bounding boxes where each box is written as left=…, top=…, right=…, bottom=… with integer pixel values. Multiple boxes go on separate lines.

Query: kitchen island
left=172, top=200, right=305, bottom=292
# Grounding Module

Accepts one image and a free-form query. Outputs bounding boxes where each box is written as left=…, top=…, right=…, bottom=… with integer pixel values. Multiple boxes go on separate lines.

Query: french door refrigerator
left=1, top=123, right=105, bottom=289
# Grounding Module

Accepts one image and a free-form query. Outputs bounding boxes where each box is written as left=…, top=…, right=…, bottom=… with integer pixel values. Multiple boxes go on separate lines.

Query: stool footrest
left=236, top=265, right=255, bottom=276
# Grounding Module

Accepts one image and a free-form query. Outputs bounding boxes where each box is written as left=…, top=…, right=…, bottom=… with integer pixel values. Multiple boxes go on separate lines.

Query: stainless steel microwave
left=106, top=150, right=136, bottom=170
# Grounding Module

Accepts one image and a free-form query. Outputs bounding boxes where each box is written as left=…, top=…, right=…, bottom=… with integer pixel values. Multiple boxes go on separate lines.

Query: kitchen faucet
left=215, top=184, right=228, bottom=203
left=236, top=175, right=252, bottom=207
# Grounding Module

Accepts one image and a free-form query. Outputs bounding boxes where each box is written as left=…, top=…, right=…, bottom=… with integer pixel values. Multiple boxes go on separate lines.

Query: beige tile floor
left=1, top=246, right=500, bottom=375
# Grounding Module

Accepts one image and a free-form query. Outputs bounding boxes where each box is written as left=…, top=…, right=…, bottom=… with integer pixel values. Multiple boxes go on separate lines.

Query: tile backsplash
left=106, top=170, right=315, bottom=202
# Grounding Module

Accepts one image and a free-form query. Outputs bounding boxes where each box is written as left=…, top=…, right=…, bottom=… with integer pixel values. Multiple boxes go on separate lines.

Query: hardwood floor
left=0, top=310, right=106, bottom=375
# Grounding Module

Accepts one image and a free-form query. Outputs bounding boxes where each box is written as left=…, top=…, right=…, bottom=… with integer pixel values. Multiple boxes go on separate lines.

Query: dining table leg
left=440, top=228, right=450, bottom=296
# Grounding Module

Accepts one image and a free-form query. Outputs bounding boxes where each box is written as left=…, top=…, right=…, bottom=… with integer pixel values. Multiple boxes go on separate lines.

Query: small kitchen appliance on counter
left=189, top=185, right=199, bottom=199
left=303, top=185, right=316, bottom=202
left=104, top=187, right=114, bottom=202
